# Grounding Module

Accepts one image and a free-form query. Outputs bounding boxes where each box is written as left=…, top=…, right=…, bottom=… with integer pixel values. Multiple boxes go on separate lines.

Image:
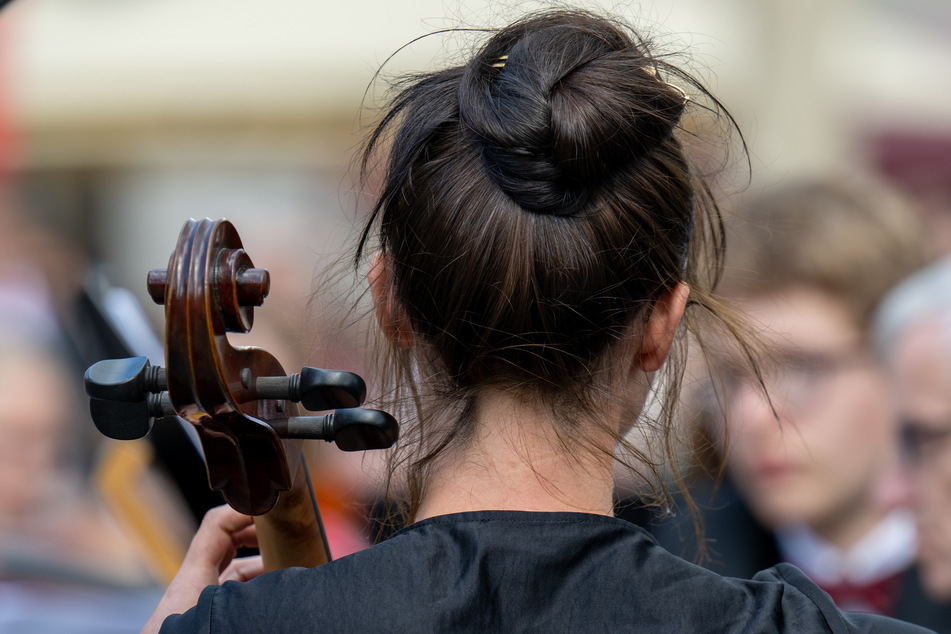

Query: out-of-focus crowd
left=0, top=187, right=166, bottom=632
left=618, top=170, right=951, bottom=633
left=0, top=179, right=380, bottom=632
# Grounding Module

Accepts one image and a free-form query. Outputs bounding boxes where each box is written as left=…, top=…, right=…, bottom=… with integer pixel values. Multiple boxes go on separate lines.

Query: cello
left=84, top=217, right=398, bottom=572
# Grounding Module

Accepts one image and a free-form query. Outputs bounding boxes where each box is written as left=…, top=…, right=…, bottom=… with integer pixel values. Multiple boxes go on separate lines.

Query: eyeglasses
left=711, top=347, right=871, bottom=415
left=900, top=421, right=951, bottom=467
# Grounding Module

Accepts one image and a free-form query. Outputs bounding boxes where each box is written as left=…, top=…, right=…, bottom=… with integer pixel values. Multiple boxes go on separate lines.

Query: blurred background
left=6, top=0, right=951, bottom=335
left=0, top=0, right=949, bottom=631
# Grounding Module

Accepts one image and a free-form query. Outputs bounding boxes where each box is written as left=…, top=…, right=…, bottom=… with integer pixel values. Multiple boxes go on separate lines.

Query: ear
left=367, top=252, right=414, bottom=348
left=636, top=282, right=689, bottom=372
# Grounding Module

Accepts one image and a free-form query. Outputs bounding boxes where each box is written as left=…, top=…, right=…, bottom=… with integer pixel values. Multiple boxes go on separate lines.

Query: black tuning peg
left=88, top=395, right=174, bottom=440
left=270, top=408, right=399, bottom=451
left=84, top=357, right=397, bottom=449
left=85, top=357, right=166, bottom=401
left=252, top=367, right=367, bottom=411
left=84, top=357, right=170, bottom=440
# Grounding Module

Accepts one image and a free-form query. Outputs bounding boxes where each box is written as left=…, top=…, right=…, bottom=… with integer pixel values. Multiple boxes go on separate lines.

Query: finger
left=143, top=506, right=258, bottom=630
left=231, top=524, right=259, bottom=550
left=215, top=524, right=260, bottom=574
left=219, top=555, right=265, bottom=583
left=187, top=505, right=256, bottom=571
left=206, top=504, right=256, bottom=534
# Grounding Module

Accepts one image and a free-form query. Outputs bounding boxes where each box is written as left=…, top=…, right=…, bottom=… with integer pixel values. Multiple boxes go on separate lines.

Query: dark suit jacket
left=617, top=480, right=951, bottom=633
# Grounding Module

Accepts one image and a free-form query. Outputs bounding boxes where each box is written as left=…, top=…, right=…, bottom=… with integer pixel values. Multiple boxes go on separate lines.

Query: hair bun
left=458, top=14, right=687, bottom=216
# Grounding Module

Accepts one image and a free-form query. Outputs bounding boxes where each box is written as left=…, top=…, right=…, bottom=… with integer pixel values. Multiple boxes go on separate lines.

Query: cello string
left=300, top=450, right=333, bottom=562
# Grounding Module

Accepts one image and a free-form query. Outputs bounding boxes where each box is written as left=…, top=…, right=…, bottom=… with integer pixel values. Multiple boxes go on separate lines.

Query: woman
left=148, top=9, right=931, bottom=632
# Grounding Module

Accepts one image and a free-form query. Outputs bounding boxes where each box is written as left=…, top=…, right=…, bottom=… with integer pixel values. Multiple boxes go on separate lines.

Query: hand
left=142, top=505, right=264, bottom=633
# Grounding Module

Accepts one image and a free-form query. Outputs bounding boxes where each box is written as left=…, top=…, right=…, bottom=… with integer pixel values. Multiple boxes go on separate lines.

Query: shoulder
left=755, top=564, right=936, bottom=633
left=618, top=480, right=781, bottom=579
left=160, top=513, right=937, bottom=633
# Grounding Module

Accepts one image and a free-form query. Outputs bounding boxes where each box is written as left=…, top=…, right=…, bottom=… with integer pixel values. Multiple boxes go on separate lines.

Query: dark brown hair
left=355, top=9, right=745, bottom=526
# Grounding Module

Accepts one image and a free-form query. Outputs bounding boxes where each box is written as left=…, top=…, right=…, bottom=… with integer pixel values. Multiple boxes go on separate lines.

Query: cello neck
left=256, top=455, right=330, bottom=571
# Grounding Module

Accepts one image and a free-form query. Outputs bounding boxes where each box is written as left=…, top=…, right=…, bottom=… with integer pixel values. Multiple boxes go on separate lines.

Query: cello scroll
left=85, top=218, right=397, bottom=570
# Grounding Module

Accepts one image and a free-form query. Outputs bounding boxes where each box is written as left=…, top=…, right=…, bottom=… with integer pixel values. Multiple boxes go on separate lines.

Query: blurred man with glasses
left=874, top=255, right=951, bottom=609
left=626, top=177, right=951, bottom=631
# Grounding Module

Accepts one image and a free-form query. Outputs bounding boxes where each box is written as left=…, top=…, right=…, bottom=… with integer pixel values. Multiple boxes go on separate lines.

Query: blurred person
left=874, top=255, right=951, bottom=605
left=0, top=337, right=160, bottom=633
left=629, top=177, right=951, bottom=629
left=0, top=342, right=79, bottom=534
left=0, top=205, right=83, bottom=349
left=145, top=9, right=928, bottom=633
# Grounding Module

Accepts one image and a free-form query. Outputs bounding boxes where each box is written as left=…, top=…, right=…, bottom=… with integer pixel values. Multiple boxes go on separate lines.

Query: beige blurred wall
left=7, top=0, right=951, bottom=172
left=3, top=0, right=951, bottom=304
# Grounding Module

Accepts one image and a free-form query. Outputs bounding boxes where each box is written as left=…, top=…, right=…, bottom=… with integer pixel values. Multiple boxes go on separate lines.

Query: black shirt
left=160, top=511, right=933, bottom=632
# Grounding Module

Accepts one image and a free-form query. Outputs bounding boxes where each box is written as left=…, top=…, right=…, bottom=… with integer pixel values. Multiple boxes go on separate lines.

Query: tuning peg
left=148, top=266, right=269, bottom=308
left=270, top=408, right=399, bottom=451
left=88, top=393, right=174, bottom=440
left=85, top=357, right=171, bottom=440
left=84, top=357, right=166, bottom=402
left=330, top=408, right=398, bottom=451
left=252, top=367, right=367, bottom=411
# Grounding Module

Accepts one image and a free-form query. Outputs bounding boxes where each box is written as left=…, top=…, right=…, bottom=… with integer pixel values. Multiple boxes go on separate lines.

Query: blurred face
left=890, top=318, right=951, bottom=601
left=0, top=355, right=69, bottom=524
left=717, top=287, right=896, bottom=541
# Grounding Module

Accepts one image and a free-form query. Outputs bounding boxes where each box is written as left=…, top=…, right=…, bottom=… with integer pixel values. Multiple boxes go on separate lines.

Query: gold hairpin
left=644, top=65, right=689, bottom=104
left=491, top=55, right=508, bottom=69
left=668, top=82, right=689, bottom=104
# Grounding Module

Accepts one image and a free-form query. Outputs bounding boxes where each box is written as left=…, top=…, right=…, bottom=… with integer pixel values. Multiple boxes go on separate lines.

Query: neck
left=415, top=389, right=617, bottom=521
